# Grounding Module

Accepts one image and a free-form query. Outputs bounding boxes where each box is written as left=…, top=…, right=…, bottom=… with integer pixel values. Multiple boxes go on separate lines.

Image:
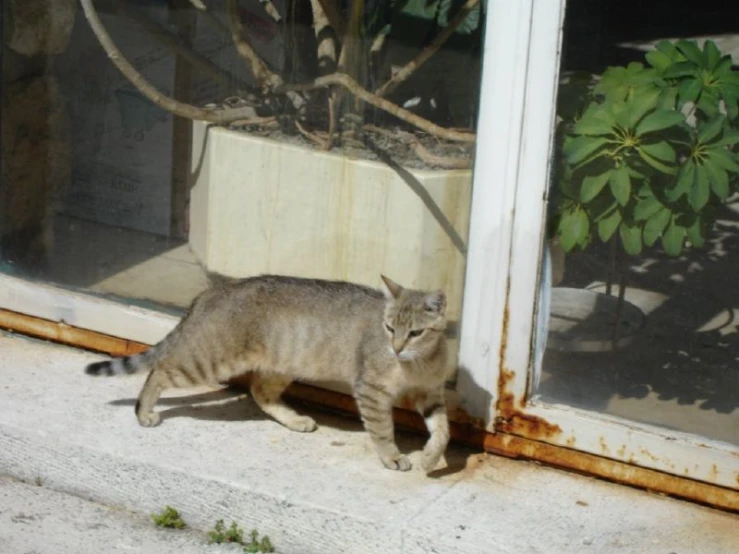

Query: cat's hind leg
left=251, top=373, right=317, bottom=432
left=135, top=370, right=166, bottom=427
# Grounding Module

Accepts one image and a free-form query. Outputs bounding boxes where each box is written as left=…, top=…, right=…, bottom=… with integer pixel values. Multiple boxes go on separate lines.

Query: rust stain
left=483, top=434, right=739, bottom=513
left=639, top=447, right=659, bottom=464
left=576, top=500, right=589, bottom=507
left=599, top=437, right=611, bottom=456
left=494, top=293, right=560, bottom=440
left=565, top=435, right=576, bottom=447
left=708, top=464, right=720, bottom=481
left=5, top=308, right=737, bottom=513
left=616, top=445, right=626, bottom=458
left=497, top=413, right=562, bottom=438
left=498, top=302, right=510, bottom=363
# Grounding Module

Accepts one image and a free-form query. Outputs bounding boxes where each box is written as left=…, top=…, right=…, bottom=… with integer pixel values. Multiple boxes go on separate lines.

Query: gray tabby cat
left=85, top=274, right=452, bottom=472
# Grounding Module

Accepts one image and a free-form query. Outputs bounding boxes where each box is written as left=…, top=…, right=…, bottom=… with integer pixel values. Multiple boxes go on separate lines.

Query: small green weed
left=207, top=519, right=274, bottom=552
left=150, top=505, right=186, bottom=529
left=244, top=529, right=274, bottom=553
left=208, top=519, right=244, bottom=544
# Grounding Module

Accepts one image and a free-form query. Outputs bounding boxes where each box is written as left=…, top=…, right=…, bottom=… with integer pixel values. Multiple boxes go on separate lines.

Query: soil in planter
left=227, top=121, right=475, bottom=171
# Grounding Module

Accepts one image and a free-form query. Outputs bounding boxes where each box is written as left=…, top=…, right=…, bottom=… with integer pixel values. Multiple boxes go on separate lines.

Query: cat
left=85, top=274, right=452, bottom=472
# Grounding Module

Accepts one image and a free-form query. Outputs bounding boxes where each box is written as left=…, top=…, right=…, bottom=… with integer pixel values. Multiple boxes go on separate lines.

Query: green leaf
left=639, top=141, right=676, bottom=162
left=563, top=136, right=609, bottom=165
left=625, top=89, right=661, bottom=127
left=619, top=222, right=643, bottom=255
left=713, top=56, right=733, bottom=77
left=646, top=50, right=672, bottom=72
left=703, top=40, right=721, bottom=70
left=686, top=219, right=705, bottom=248
left=655, top=40, right=679, bottom=57
left=609, top=167, right=631, bottom=206
left=559, top=208, right=589, bottom=252
left=662, top=220, right=686, bottom=256
left=634, top=194, right=663, bottom=221
left=690, top=164, right=710, bottom=210
left=580, top=170, right=613, bottom=202
left=643, top=207, right=671, bottom=246
left=715, top=130, right=739, bottom=146
left=634, top=109, right=684, bottom=135
left=676, top=40, right=704, bottom=66
left=707, top=148, right=739, bottom=172
left=666, top=161, right=695, bottom=201
left=697, top=114, right=726, bottom=143
left=696, top=89, right=720, bottom=117
left=704, top=161, right=729, bottom=199
left=678, top=78, right=702, bottom=104
left=597, top=209, right=622, bottom=242
left=638, top=148, right=678, bottom=174
left=658, top=87, right=679, bottom=110
left=663, top=61, right=696, bottom=79
left=573, top=104, right=617, bottom=136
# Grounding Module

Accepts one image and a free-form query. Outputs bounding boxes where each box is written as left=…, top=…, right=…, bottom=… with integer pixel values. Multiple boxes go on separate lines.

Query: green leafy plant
left=207, top=520, right=274, bottom=553
left=554, top=39, right=739, bottom=257
left=150, top=505, right=186, bottom=529
left=208, top=519, right=245, bottom=544
left=244, top=529, right=275, bottom=553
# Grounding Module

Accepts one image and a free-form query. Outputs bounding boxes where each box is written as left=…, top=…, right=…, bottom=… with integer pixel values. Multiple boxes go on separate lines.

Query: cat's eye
left=385, top=324, right=395, bottom=334
left=408, top=329, right=424, bottom=339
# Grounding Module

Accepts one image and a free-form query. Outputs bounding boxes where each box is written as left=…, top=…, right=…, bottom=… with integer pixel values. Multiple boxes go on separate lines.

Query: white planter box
left=188, top=121, right=472, bottom=322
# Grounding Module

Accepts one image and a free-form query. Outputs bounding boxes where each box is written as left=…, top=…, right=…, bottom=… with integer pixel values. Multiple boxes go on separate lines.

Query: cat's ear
left=380, top=275, right=403, bottom=300
left=424, top=290, right=446, bottom=314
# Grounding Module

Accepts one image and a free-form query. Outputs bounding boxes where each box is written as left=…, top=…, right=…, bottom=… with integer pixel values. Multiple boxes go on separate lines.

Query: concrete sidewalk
left=0, top=475, right=243, bottom=554
left=0, top=333, right=736, bottom=554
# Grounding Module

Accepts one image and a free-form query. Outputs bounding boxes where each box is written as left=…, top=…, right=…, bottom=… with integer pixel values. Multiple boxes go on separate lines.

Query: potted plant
left=548, top=39, right=739, bottom=350
left=78, top=0, right=483, bottom=329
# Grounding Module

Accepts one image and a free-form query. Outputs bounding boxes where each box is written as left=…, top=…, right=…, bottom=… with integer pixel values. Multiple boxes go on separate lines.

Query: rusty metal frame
left=1, top=307, right=737, bottom=512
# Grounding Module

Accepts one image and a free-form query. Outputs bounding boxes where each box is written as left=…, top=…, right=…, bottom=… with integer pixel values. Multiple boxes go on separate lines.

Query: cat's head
left=380, top=275, right=447, bottom=362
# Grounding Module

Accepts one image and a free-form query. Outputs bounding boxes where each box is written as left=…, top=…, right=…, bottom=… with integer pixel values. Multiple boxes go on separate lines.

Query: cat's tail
left=85, top=349, right=155, bottom=377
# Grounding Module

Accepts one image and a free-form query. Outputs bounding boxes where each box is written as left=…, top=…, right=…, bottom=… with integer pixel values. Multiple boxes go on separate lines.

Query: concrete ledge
left=0, top=334, right=737, bottom=554
left=0, top=476, right=242, bottom=554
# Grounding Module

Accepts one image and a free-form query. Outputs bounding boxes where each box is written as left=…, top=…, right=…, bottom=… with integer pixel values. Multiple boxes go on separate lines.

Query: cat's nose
left=392, top=339, right=405, bottom=354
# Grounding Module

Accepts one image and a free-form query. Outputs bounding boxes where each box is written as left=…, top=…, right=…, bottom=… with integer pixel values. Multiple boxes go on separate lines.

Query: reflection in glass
left=1, top=1, right=485, bottom=377
left=537, top=0, right=739, bottom=445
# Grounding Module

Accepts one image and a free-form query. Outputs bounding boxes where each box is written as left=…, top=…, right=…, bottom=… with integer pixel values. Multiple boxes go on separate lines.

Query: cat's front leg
left=354, top=381, right=410, bottom=471
left=415, top=387, right=449, bottom=472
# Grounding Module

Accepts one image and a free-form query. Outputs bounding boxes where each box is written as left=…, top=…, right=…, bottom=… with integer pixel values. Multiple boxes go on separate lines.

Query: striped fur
left=85, top=274, right=452, bottom=472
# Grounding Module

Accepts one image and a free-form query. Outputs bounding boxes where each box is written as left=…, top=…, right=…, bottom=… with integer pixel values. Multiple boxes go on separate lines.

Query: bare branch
left=310, top=0, right=337, bottom=74
left=375, top=0, right=480, bottom=98
left=79, top=0, right=256, bottom=123
left=119, top=2, right=257, bottom=99
left=226, top=0, right=305, bottom=111
left=259, top=0, right=282, bottom=23
left=225, top=0, right=282, bottom=91
left=295, top=120, right=331, bottom=150
left=279, top=73, right=476, bottom=143
left=315, top=0, right=344, bottom=37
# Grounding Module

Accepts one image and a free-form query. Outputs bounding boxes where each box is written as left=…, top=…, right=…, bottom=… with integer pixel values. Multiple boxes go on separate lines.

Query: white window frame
left=1, top=0, right=736, bottom=491
left=458, top=0, right=738, bottom=490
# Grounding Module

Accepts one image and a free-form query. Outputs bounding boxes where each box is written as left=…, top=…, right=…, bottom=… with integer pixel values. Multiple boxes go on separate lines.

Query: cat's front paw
left=137, top=411, right=161, bottom=427
left=381, top=453, right=412, bottom=471
left=420, top=447, right=444, bottom=473
left=285, top=415, right=317, bottom=433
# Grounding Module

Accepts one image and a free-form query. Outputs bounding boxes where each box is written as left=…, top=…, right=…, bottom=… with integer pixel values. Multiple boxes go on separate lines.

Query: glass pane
left=1, top=1, right=485, bottom=376
left=536, top=0, right=739, bottom=445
